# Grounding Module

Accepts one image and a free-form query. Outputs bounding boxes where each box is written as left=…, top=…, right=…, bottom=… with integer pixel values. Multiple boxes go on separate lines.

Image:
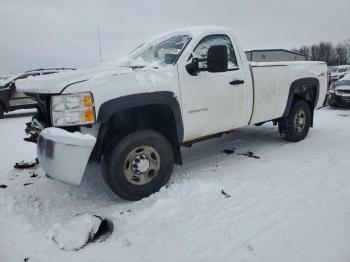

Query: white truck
left=18, top=26, right=328, bottom=201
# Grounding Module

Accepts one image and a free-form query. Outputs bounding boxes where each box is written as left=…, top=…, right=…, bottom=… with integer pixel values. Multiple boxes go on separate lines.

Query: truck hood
left=16, top=60, right=145, bottom=94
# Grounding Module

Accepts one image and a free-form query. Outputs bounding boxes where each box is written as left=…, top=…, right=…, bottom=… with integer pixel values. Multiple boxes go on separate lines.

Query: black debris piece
left=91, top=216, right=114, bottom=243
left=23, top=183, right=34, bottom=186
left=24, top=257, right=30, bottom=262
left=14, top=158, right=39, bottom=169
left=24, top=135, right=38, bottom=143
left=120, top=209, right=131, bottom=215
left=239, top=151, right=260, bottom=159
left=45, top=174, right=53, bottom=179
left=0, top=184, right=8, bottom=189
left=223, top=149, right=235, bottom=155
left=221, top=190, right=231, bottom=198
left=30, top=173, right=38, bottom=178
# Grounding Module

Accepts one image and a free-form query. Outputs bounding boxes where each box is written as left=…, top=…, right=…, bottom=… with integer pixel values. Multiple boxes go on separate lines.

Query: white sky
left=1, top=0, right=349, bottom=74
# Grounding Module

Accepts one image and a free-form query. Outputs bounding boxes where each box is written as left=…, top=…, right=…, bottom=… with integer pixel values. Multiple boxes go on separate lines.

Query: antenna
left=97, top=25, right=103, bottom=63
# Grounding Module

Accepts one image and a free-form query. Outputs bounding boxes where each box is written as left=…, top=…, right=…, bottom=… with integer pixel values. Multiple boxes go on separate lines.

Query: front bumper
left=37, top=128, right=96, bottom=186
left=328, top=91, right=350, bottom=106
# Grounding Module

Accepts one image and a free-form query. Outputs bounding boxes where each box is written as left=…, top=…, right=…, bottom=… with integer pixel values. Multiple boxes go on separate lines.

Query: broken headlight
left=51, top=92, right=95, bottom=126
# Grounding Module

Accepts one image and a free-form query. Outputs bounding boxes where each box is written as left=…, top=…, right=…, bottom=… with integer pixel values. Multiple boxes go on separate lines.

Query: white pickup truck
left=18, top=26, right=328, bottom=201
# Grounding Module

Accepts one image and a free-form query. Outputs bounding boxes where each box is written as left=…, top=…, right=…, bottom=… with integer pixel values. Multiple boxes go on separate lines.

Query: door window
left=192, top=35, right=238, bottom=70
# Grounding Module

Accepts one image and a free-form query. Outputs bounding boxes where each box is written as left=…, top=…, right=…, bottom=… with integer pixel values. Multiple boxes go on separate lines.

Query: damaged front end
left=24, top=116, right=44, bottom=143
left=37, top=128, right=96, bottom=186
left=24, top=93, right=52, bottom=143
left=23, top=92, right=98, bottom=186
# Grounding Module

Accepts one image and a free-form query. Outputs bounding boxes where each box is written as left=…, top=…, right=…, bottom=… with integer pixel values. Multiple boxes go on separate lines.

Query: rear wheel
left=102, top=129, right=174, bottom=201
left=279, top=100, right=312, bottom=142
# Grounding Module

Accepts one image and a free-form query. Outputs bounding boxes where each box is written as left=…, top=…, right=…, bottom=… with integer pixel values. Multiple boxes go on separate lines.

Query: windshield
left=130, top=34, right=191, bottom=66
left=330, top=68, right=338, bottom=73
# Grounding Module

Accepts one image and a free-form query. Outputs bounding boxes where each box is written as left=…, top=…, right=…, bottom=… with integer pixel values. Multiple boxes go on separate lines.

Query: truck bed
left=249, top=61, right=328, bottom=124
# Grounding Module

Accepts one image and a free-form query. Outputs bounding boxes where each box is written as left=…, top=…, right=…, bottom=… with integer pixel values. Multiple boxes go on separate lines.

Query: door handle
left=230, top=80, right=244, bottom=85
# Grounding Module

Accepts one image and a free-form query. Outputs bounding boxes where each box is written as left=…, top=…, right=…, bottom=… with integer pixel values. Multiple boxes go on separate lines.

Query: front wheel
left=102, top=129, right=174, bottom=201
left=278, top=100, right=312, bottom=142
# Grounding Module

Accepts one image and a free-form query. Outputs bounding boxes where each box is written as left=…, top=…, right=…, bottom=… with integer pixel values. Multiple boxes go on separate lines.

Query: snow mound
left=46, top=214, right=102, bottom=251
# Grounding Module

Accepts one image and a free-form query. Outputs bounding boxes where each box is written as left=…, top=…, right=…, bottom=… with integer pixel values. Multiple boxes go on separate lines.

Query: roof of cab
left=147, top=26, right=234, bottom=42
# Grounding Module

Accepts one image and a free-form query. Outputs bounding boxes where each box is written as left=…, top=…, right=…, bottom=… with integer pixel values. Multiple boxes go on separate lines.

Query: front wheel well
left=95, top=104, right=182, bottom=165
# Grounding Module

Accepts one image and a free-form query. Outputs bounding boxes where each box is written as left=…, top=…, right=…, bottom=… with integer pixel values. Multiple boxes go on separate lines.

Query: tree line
left=292, top=39, right=350, bottom=66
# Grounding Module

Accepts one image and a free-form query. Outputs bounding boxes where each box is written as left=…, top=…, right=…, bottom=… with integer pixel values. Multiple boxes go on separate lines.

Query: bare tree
left=297, top=46, right=310, bottom=60
left=310, top=44, right=320, bottom=61
left=292, top=38, right=350, bottom=65
left=335, top=43, right=348, bottom=65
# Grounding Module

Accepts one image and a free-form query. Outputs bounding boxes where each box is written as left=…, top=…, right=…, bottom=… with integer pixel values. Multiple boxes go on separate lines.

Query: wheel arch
left=283, top=77, right=320, bottom=126
left=93, top=91, right=183, bottom=164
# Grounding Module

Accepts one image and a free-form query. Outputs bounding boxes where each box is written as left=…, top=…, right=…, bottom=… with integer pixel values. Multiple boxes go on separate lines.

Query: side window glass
left=192, top=35, right=238, bottom=70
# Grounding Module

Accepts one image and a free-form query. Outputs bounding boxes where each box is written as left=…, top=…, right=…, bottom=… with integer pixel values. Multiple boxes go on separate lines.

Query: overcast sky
left=1, top=0, right=349, bottom=74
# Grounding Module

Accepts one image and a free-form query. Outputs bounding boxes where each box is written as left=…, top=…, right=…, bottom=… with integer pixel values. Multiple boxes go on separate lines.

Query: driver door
left=178, top=35, right=249, bottom=142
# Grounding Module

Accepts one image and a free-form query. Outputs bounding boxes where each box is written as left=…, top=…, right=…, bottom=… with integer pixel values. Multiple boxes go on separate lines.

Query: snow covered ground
left=1, top=107, right=350, bottom=262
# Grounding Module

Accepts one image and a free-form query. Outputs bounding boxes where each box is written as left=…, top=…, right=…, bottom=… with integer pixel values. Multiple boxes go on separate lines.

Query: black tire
left=102, top=129, right=174, bottom=201
left=278, top=100, right=312, bottom=142
left=0, top=104, right=4, bottom=119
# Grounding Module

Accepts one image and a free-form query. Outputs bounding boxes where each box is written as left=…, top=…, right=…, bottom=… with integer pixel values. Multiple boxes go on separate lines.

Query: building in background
left=246, top=49, right=306, bottom=62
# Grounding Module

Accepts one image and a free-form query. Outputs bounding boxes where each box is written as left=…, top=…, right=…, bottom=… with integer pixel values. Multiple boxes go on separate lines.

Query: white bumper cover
left=37, top=128, right=96, bottom=186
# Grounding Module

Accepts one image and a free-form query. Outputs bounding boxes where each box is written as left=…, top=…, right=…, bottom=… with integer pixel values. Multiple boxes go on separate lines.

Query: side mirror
left=186, top=45, right=228, bottom=76
left=207, top=45, right=228, bottom=73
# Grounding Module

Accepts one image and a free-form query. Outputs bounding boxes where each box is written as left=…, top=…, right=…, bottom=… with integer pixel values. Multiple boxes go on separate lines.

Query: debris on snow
left=14, top=158, right=39, bottom=169
left=223, top=148, right=260, bottom=159
left=91, top=216, right=114, bottom=243
left=221, top=190, right=231, bottom=198
left=238, top=151, right=261, bottom=159
left=223, top=149, right=235, bottom=155
left=23, top=183, right=34, bottom=186
left=45, top=174, right=53, bottom=179
left=47, top=214, right=113, bottom=251
left=30, top=172, right=38, bottom=178
left=0, top=184, right=8, bottom=189
left=120, top=210, right=131, bottom=215
left=23, top=257, right=30, bottom=262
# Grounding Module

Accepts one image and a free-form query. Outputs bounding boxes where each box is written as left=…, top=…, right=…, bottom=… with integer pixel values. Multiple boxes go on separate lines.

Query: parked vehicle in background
left=328, top=74, right=350, bottom=107
left=330, top=65, right=350, bottom=83
left=0, top=75, right=13, bottom=81
left=0, top=68, right=75, bottom=118
left=18, top=26, right=328, bottom=201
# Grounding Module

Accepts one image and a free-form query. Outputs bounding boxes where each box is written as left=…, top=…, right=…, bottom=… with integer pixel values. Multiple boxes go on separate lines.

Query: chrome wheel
left=123, top=145, right=160, bottom=186
left=294, top=109, right=306, bottom=133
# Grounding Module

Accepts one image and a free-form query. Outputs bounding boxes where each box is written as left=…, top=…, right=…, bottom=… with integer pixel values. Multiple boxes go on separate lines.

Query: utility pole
left=97, top=25, right=103, bottom=63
